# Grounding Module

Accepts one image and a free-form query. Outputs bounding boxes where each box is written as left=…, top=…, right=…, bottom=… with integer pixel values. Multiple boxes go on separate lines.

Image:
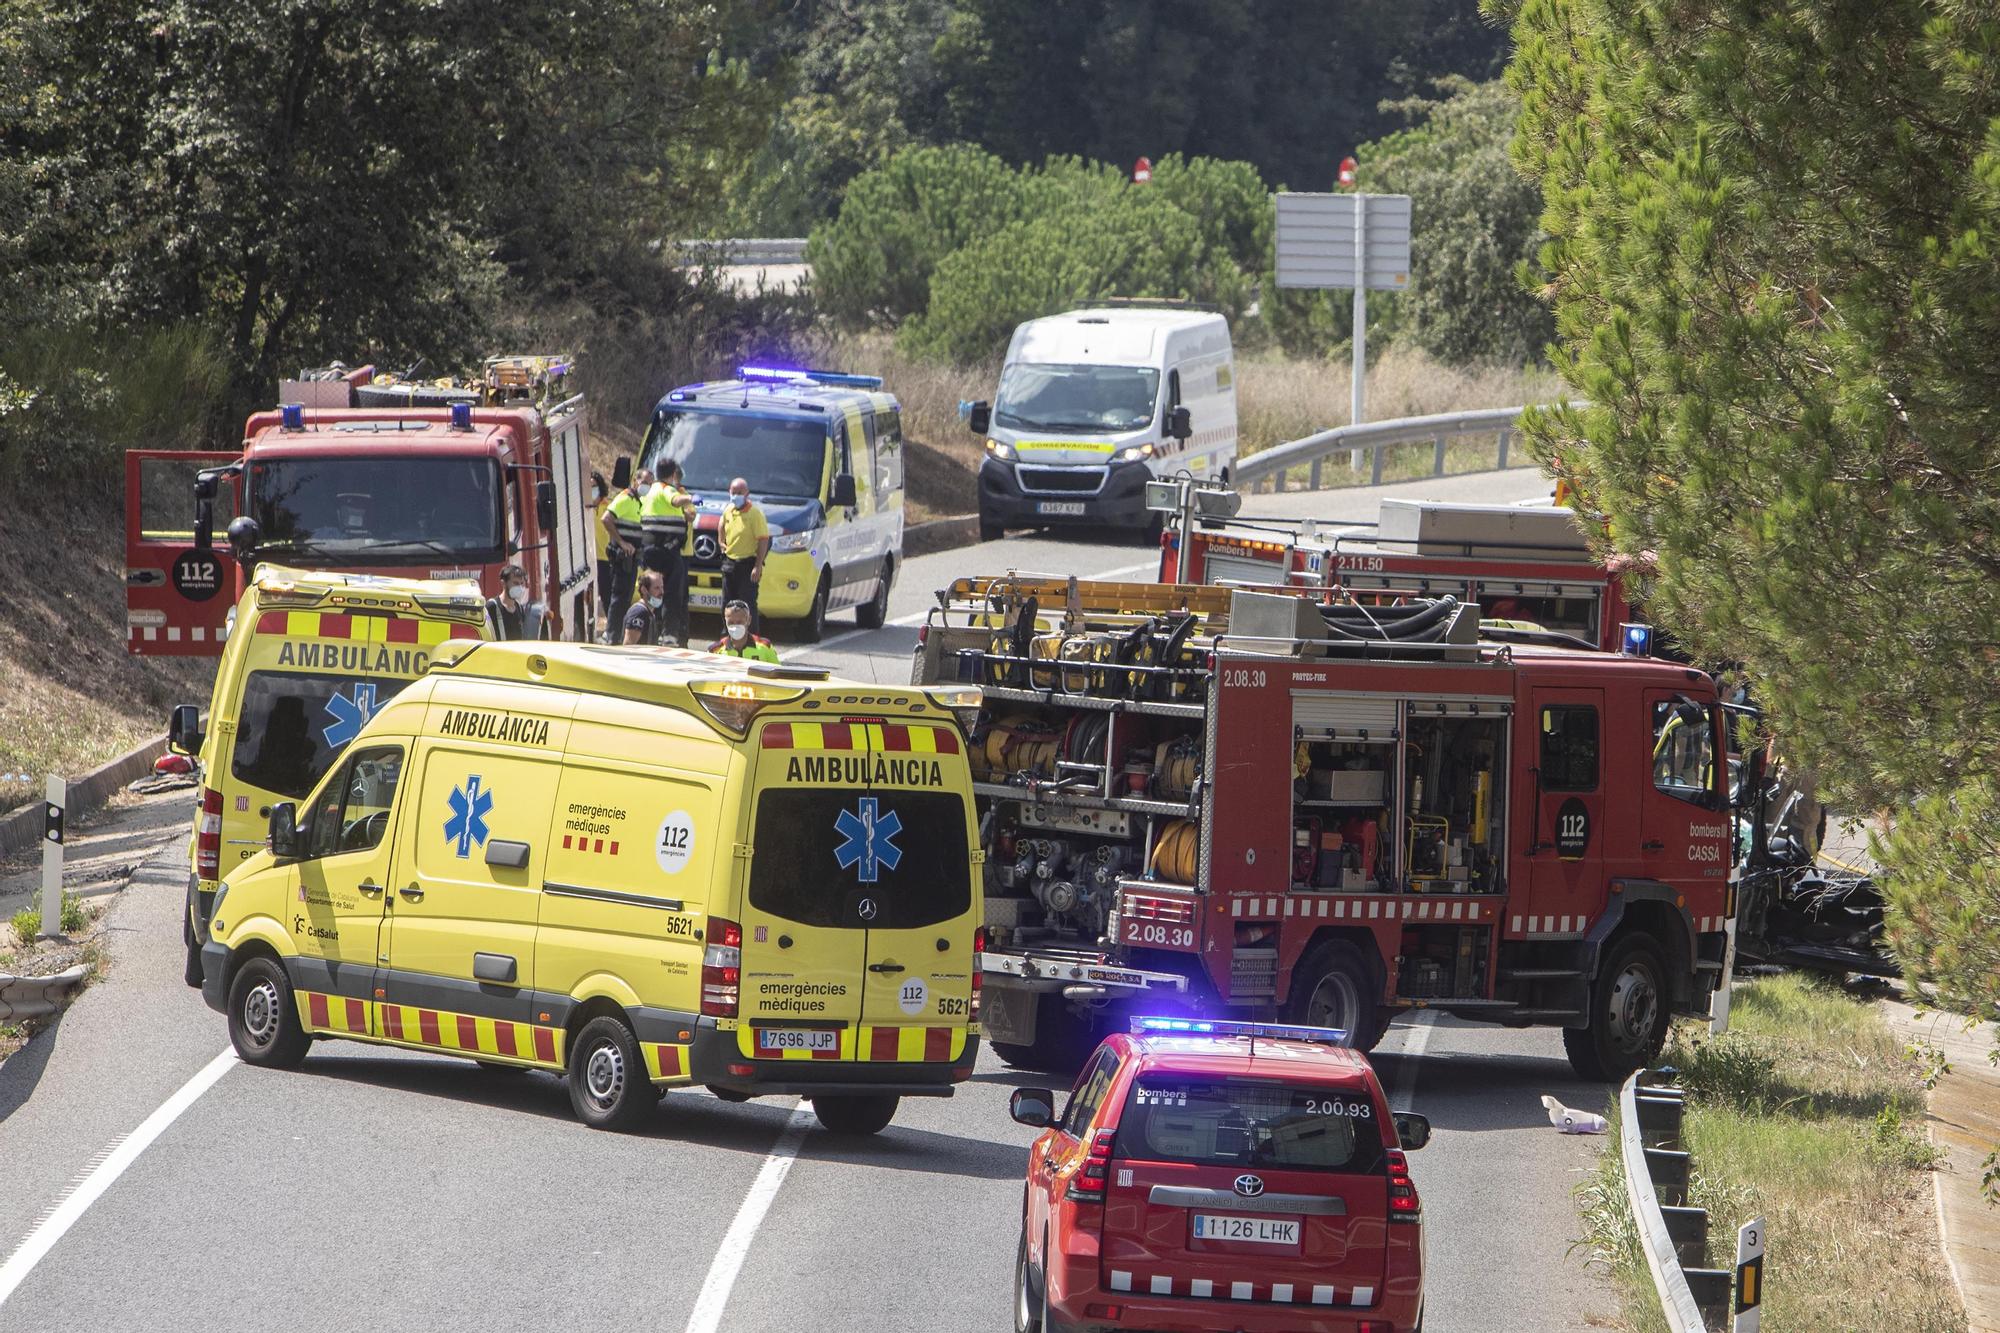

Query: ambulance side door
left=288, top=742, right=407, bottom=1036
left=825, top=408, right=870, bottom=609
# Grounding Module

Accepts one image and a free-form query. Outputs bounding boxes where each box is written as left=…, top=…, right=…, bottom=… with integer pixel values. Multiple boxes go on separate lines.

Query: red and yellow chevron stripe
left=257, top=610, right=481, bottom=644
left=297, top=990, right=565, bottom=1067
left=759, top=721, right=959, bottom=754
left=737, top=1023, right=967, bottom=1063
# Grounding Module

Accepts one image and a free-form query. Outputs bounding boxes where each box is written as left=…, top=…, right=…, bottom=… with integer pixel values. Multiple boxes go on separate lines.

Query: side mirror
left=1166, top=405, right=1193, bottom=441
left=535, top=479, right=557, bottom=531
left=830, top=473, right=858, bottom=509
left=192, top=472, right=217, bottom=551
left=167, top=704, right=205, bottom=757
left=967, top=400, right=991, bottom=435
left=1009, top=1087, right=1056, bottom=1128
left=611, top=456, right=633, bottom=490
left=1393, top=1111, right=1432, bottom=1151
left=268, top=802, right=302, bottom=862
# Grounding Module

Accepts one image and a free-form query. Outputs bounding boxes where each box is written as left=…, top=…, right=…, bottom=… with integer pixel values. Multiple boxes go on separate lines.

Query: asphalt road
left=0, top=464, right=1623, bottom=1332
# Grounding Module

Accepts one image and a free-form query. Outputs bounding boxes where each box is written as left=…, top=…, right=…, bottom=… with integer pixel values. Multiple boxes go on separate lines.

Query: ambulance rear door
left=125, top=449, right=241, bottom=655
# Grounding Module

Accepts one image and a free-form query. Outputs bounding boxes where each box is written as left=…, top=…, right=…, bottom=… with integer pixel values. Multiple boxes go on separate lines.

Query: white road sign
left=1274, top=193, right=1412, bottom=291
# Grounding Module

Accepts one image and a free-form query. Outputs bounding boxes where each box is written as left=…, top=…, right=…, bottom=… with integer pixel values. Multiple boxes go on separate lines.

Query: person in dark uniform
left=486, top=563, right=541, bottom=640
left=622, top=571, right=665, bottom=645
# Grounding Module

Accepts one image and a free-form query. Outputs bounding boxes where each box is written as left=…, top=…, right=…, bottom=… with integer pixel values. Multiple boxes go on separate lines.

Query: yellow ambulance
left=197, top=640, right=986, bottom=1134
left=168, top=565, right=489, bottom=988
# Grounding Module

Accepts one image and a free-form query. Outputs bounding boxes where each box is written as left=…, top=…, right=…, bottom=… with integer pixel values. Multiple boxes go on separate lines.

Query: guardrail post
left=1369, top=445, right=1385, bottom=487
left=1660, top=1205, right=1710, bottom=1268
left=40, top=775, right=64, bottom=938
left=1309, top=457, right=1322, bottom=489
left=1644, top=1146, right=1692, bottom=1206
left=1682, top=1269, right=1732, bottom=1327
left=1497, top=427, right=1511, bottom=469
left=1432, top=433, right=1448, bottom=476
left=1636, top=1090, right=1686, bottom=1149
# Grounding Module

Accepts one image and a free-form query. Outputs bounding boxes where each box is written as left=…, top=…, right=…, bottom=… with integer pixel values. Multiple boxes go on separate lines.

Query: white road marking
left=682, top=1102, right=814, bottom=1333
left=0, top=1048, right=236, bottom=1309
left=1389, top=1011, right=1438, bottom=1110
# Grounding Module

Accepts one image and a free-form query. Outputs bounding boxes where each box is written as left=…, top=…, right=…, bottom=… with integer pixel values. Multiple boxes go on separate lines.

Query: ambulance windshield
left=994, top=363, right=1160, bottom=434
left=749, top=789, right=971, bottom=929
left=251, top=456, right=504, bottom=561
left=232, top=671, right=415, bottom=799
left=642, top=411, right=829, bottom=501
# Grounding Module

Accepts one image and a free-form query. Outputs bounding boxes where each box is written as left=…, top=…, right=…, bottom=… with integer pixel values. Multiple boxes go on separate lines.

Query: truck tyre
left=227, top=956, right=312, bottom=1069
left=811, top=1093, right=899, bottom=1135
left=1289, top=940, right=1384, bottom=1052
left=1565, top=933, right=1670, bottom=1081
left=797, top=573, right=829, bottom=643
left=992, top=994, right=1100, bottom=1073
left=856, top=558, right=892, bottom=628
left=980, top=511, right=1006, bottom=544
left=568, top=1015, right=654, bottom=1131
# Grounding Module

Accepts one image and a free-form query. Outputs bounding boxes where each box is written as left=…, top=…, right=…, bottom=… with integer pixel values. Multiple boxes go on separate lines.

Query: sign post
left=1734, top=1216, right=1765, bottom=1331
left=40, top=775, right=65, bottom=939
left=1273, top=190, right=1413, bottom=468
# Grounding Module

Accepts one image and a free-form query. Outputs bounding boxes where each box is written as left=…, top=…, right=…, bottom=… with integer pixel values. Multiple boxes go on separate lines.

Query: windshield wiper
left=369, top=538, right=477, bottom=558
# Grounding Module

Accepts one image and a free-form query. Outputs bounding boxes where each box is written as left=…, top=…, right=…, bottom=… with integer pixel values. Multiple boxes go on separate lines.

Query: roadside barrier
left=1233, top=403, right=1588, bottom=494
left=0, top=965, right=88, bottom=1023
left=1621, top=1068, right=1767, bottom=1332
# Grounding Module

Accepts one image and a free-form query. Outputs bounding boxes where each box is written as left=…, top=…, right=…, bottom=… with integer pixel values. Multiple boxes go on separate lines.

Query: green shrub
left=9, top=907, right=37, bottom=946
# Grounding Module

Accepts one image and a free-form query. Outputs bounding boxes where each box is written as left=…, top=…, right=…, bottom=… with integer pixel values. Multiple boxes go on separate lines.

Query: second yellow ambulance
left=198, top=640, right=985, bottom=1134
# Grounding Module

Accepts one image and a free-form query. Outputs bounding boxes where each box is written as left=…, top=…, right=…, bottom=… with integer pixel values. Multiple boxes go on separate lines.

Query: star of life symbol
left=321, top=682, right=380, bottom=748
left=444, top=775, right=493, bottom=859
left=834, top=797, right=902, bottom=884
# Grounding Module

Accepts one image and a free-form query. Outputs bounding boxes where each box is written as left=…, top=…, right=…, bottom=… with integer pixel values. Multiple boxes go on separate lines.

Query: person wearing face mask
left=623, top=571, right=666, bottom=645
left=708, top=600, right=779, bottom=662
left=589, top=470, right=613, bottom=636
left=599, top=468, right=653, bottom=643
left=718, top=476, right=770, bottom=633
left=486, top=564, right=542, bottom=640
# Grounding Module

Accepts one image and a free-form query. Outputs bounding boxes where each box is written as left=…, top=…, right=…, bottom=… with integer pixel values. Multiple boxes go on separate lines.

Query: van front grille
left=1018, top=467, right=1105, bottom=494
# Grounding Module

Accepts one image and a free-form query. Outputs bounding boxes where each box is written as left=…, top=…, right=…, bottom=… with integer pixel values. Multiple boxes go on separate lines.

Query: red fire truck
left=125, top=355, right=597, bottom=655
left=913, top=575, right=1734, bottom=1081
left=1162, top=496, right=1640, bottom=653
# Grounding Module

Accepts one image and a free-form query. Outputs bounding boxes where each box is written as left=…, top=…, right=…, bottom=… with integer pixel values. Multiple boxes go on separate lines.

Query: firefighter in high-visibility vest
left=641, top=459, right=697, bottom=646
left=709, top=599, right=779, bottom=663
left=599, top=468, right=651, bottom=641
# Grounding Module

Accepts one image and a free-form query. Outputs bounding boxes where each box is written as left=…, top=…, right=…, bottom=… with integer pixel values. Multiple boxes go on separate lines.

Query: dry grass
left=1576, top=973, right=1962, bottom=1332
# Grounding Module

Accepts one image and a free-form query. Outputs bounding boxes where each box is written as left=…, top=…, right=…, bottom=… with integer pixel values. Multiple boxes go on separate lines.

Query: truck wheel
left=980, top=511, right=1006, bottom=543
left=1290, top=940, right=1383, bottom=1052
left=797, top=574, right=829, bottom=643
left=811, top=1093, right=899, bottom=1135
left=227, top=956, right=312, bottom=1069
left=568, top=1015, right=654, bottom=1130
left=856, top=558, right=892, bottom=628
left=1565, top=934, right=1670, bottom=1081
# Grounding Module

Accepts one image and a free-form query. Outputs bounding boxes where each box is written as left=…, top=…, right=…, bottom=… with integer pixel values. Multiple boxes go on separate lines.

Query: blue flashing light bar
left=738, top=365, right=885, bottom=390
left=450, top=401, right=473, bottom=431
left=1130, top=1016, right=1352, bottom=1046
left=1620, top=622, right=1654, bottom=656
left=280, top=403, right=304, bottom=431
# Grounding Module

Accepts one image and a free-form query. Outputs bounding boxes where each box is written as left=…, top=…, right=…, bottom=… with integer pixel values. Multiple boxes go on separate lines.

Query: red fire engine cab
left=1163, top=497, right=1640, bottom=653
left=914, top=576, right=1733, bottom=1081
left=125, top=355, right=597, bottom=654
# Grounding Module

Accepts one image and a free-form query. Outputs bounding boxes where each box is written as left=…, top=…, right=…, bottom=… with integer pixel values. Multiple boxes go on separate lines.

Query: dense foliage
left=1498, top=0, right=2000, bottom=1018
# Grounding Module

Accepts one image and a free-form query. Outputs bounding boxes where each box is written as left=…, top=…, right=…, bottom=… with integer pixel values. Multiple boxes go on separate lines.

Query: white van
left=966, top=305, right=1237, bottom=541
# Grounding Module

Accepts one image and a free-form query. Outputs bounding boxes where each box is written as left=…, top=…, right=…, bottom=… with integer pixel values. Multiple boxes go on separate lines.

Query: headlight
left=1115, top=442, right=1156, bottom=463
left=769, top=529, right=816, bottom=553
left=984, top=440, right=1016, bottom=462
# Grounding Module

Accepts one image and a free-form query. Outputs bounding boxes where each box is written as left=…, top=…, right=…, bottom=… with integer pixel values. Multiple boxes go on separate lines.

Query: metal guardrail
left=1232, top=402, right=1587, bottom=493
left=1621, top=1069, right=1738, bottom=1332
left=675, top=238, right=809, bottom=266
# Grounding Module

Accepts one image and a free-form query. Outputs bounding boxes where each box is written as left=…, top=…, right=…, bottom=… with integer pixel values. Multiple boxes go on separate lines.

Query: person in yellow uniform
left=709, top=600, right=780, bottom=663
left=640, top=459, right=697, bottom=645
left=720, top=475, right=770, bottom=633
left=589, top=471, right=613, bottom=638
left=598, top=468, right=651, bottom=641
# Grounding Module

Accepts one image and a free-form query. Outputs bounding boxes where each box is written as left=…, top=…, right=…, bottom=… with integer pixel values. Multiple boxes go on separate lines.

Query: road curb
left=0, top=964, right=90, bottom=1022
left=905, top=514, right=979, bottom=557
left=0, top=734, right=169, bottom=857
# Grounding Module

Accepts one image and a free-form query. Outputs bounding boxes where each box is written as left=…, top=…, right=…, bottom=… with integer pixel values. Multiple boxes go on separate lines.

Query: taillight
left=195, top=786, right=223, bottom=878
left=971, top=927, right=985, bottom=1024
left=1386, top=1148, right=1420, bottom=1220
left=916, top=624, right=929, bottom=647
left=702, top=916, right=742, bottom=1017
left=1066, top=1128, right=1117, bottom=1202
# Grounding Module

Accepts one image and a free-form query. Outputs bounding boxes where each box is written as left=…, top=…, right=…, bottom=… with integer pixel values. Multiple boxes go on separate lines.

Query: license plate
left=689, top=590, right=722, bottom=610
left=1192, top=1214, right=1300, bottom=1247
left=1036, top=501, right=1086, bottom=516
left=756, top=1028, right=839, bottom=1052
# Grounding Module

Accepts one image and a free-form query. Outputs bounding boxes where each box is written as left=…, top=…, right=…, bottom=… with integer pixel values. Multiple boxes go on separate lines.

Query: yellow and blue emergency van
left=198, top=640, right=985, bottom=1134
left=167, top=565, right=490, bottom=988
left=637, top=366, right=904, bottom=641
